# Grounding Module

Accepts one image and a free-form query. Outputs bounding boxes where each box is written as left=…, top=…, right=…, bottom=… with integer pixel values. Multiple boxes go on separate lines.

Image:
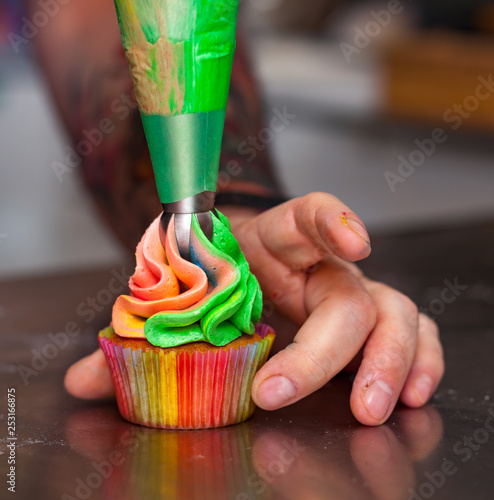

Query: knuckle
left=434, top=340, right=445, bottom=363
left=297, top=343, right=333, bottom=386
left=392, top=291, right=419, bottom=326
left=424, top=341, right=445, bottom=382
left=350, top=265, right=365, bottom=280
left=419, top=313, right=444, bottom=361
left=429, top=340, right=445, bottom=377
left=299, top=192, right=338, bottom=215
left=303, top=192, right=330, bottom=204
left=397, top=292, right=419, bottom=316
left=298, top=193, right=326, bottom=219
left=370, top=340, right=411, bottom=375
left=344, top=288, right=377, bottom=332
left=419, top=313, right=440, bottom=339
left=435, top=352, right=446, bottom=379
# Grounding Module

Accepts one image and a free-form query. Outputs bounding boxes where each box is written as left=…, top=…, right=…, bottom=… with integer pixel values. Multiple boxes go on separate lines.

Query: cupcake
left=98, top=210, right=275, bottom=429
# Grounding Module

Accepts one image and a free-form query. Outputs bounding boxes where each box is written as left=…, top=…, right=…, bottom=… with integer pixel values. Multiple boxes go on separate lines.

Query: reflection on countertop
left=1, top=220, right=494, bottom=499
left=62, top=384, right=444, bottom=500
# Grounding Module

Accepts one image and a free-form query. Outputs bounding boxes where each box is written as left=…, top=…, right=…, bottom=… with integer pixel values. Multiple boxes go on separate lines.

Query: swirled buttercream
left=112, top=211, right=262, bottom=347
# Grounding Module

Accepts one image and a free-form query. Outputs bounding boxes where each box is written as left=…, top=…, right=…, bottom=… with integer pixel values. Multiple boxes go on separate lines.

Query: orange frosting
left=112, top=216, right=208, bottom=337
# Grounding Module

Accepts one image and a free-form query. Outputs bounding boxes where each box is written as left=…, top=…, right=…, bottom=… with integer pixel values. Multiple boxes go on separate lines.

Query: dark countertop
left=1, top=219, right=493, bottom=500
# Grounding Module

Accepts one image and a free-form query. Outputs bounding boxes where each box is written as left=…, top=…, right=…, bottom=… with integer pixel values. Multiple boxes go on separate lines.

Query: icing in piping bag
left=113, top=0, right=239, bottom=205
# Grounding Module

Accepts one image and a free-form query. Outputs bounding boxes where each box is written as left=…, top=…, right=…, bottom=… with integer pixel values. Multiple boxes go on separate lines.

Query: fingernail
left=340, top=215, right=370, bottom=246
left=361, top=380, right=393, bottom=421
left=413, top=374, right=433, bottom=405
left=257, top=376, right=297, bottom=409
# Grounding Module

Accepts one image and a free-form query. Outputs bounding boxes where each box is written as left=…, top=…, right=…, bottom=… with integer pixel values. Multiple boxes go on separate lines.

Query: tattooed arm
left=29, top=0, right=283, bottom=250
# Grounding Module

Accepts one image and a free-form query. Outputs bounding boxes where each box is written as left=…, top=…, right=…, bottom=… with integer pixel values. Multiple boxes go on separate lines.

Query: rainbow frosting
left=112, top=210, right=262, bottom=347
left=99, top=212, right=275, bottom=429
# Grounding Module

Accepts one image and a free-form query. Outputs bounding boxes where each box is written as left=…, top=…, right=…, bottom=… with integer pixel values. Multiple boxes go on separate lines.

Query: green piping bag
left=113, top=0, right=239, bottom=256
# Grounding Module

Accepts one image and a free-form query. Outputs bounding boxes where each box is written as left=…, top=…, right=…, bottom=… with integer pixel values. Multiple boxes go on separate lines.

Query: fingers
left=241, top=193, right=370, bottom=272
left=232, top=193, right=371, bottom=326
left=258, top=192, right=370, bottom=266
left=350, top=282, right=419, bottom=426
left=252, top=259, right=377, bottom=410
left=64, top=349, right=115, bottom=399
left=399, top=314, right=444, bottom=408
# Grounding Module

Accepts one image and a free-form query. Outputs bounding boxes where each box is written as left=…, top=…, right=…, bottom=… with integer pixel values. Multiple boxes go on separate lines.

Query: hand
left=227, top=192, right=444, bottom=425
left=65, top=192, right=444, bottom=426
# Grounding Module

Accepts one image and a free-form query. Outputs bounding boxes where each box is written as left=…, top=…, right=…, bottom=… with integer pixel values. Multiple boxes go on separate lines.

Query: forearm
left=31, top=0, right=284, bottom=248
left=26, top=0, right=123, bottom=137
left=217, top=35, right=284, bottom=199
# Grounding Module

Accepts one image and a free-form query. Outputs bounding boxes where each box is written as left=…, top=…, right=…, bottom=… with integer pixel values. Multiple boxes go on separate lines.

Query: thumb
left=64, top=349, right=115, bottom=399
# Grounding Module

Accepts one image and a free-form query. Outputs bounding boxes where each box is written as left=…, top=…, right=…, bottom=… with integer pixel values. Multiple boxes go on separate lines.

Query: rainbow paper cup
left=98, top=324, right=275, bottom=429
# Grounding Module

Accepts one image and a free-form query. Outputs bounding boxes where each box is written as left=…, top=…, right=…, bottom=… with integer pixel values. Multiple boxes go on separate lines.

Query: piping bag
left=113, top=0, right=239, bottom=260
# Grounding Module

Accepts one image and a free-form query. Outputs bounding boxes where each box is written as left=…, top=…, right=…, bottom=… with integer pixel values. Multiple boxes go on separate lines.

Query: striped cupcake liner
left=98, top=324, right=275, bottom=429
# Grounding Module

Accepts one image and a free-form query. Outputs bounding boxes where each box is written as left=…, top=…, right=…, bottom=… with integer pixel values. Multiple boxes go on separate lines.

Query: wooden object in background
left=382, top=32, right=494, bottom=130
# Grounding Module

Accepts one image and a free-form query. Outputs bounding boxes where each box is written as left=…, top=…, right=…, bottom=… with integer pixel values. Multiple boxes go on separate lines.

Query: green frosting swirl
left=144, top=211, right=262, bottom=347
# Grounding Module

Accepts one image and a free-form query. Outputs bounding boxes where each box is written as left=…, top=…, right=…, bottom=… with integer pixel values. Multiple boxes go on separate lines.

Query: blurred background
left=2, top=0, right=494, bottom=279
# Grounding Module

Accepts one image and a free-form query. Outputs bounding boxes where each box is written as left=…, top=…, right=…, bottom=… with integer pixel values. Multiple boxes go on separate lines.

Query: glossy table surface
left=1, top=219, right=493, bottom=500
